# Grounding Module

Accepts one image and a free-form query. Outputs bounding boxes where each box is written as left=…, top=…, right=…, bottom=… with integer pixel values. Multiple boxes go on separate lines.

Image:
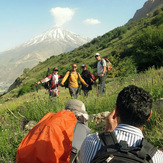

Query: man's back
left=78, top=124, right=163, bottom=163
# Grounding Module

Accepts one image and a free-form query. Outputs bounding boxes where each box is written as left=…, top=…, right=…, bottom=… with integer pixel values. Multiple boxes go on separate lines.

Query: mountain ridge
left=0, top=27, right=91, bottom=92
left=128, top=0, right=163, bottom=23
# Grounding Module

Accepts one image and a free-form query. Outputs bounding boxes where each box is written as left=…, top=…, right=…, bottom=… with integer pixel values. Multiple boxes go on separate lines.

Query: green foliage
left=23, top=68, right=30, bottom=74
left=133, top=26, right=163, bottom=71
left=0, top=67, right=163, bottom=162
left=18, top=83, right=36, bottom=96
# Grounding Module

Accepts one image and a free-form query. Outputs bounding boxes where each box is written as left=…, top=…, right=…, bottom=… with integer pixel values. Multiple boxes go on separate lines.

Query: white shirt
left=78, top=124, right=163, bottom=163
left=97, top=59, right=106, bottom=76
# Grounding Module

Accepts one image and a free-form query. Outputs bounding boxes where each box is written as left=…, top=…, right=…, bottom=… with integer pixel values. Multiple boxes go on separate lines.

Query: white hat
left=94, top=53, right=100, bottom=57
left=65, top=99, right=89, bottom=121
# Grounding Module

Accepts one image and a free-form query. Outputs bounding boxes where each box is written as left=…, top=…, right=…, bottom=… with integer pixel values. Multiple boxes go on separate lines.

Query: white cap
left=94, top=53, right=100, bottom=57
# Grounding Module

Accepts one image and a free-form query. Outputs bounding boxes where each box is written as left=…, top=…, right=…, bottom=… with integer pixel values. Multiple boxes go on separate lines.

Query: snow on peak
left=23, top=27, right=91, bottom=47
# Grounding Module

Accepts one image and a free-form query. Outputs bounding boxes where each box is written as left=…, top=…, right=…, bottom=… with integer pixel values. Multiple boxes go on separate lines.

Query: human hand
left=104, top=109, right=118, bottom=132
left=35, top=81, right=40, bottom=85
left=86, top=84, right=89, bottom=87
left=61, top=83, right=64, bottom=86
left=100, top=74, right=104, bottom=78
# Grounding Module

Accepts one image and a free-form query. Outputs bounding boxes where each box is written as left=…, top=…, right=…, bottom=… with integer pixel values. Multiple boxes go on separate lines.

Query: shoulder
left=79, top=133, right=102, bottom=163
left=48, top=74, right=52, bottom=77
left=81, top=133, right=101, bottom=148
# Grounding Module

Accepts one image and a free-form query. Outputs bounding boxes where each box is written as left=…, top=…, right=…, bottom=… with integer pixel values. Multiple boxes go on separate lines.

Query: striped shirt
left=78, top=124, right=163, bottom=163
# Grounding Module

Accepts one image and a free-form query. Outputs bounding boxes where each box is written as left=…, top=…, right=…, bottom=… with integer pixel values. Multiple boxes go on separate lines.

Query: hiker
left=94, top=53, right=107, bottom=94
left=78, top=85, right=163, bottom=163
left=81, top=64, right=94, bottom=96
left=16, top=99, right=90, bottom=163
left=61, top=64, right=89, bottom=98
left=65, top=99, right=91, bottom=162
left=36, top=67, right=63, bottom=97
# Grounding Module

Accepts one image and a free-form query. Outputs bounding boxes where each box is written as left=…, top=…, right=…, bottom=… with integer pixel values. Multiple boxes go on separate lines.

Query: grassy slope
left=1, top=8, right=163, bottom=103
left=0, top=8, right=163, bottom=162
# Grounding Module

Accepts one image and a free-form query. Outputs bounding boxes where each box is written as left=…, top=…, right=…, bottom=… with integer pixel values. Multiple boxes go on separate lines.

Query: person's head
left=72, top=64, right=77, bottom=71
left=94, top=53, right=101, bottom=61
left=53, top=67, right=58, bottom=74
left=116, top=85, right=152, bottom=127
left=81, top=64, right=87, bottom=70
left=65, top=99, right=89, bottom=124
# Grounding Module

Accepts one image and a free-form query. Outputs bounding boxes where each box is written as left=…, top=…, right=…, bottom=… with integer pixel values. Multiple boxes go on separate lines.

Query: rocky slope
left=128, top=0, right=163, bottom=23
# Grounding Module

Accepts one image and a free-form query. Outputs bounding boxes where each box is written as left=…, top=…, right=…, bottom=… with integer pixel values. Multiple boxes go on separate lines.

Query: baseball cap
left=53, top=67, right=58, bottom=71
left=65, top=99, right=89, bottom=120
left=81, top=64, right=86, bottom=67
left=94, top=53, right=100, bottom=57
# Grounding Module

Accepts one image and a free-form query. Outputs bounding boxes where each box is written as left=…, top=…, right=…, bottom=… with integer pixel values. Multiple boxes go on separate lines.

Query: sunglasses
left=73, top=66, right=77, bottom=68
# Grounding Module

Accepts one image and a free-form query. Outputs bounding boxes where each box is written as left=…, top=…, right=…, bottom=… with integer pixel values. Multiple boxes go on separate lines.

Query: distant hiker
left=16, top=99, right=91, bottom=163
left=81, top=64, right=94, bottom=96
left=36, top=67, right=63, bottom=97
left=61, top=64, right=89, bottom=98
left=95, top=53, right=107, bottom=94
left=78, top=85, right=163, bottom=163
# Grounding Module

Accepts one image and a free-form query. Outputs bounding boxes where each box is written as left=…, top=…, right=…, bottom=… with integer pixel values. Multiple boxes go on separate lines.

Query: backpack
left=101, top=58, right=112, bottom=72
left=16, top=110, right=77, bottom=163
left=91, top=132, right=157, bottom=163
left=90, top=73, right=96, bottom=85
left=43, top=68, right=52, bottom=90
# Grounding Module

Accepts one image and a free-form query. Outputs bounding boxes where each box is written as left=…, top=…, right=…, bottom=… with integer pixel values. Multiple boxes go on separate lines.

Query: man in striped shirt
left=78, top=85, right=163, bottom=163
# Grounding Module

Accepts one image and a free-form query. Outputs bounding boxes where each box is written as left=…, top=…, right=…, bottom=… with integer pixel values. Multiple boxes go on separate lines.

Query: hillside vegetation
left=0, top=7, right=162, bottom=102
left=0, top=7, right=163, bottom=163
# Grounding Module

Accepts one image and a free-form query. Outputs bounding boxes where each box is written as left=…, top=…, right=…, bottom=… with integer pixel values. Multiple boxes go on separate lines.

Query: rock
left=25, top=120, right=37, bottom=130
left=154, top=98, right=163, bottom=112
left=89, top=111, right=110, bottom=124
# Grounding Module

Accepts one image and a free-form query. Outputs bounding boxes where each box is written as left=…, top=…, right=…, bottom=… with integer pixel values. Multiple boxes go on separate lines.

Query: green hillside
left=0, top=7, right=162, bottom=102
left=0, top=8, right=163, bottom=162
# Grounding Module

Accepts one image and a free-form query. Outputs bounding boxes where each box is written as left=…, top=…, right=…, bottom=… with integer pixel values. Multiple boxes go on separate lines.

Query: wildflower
left=42, top=99, right=44, bottom=101
left=131, top=78, right=134, bottom=81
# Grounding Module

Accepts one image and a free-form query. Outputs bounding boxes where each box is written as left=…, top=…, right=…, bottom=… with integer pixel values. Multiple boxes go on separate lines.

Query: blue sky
left=0, top=0, right=147, bottom=52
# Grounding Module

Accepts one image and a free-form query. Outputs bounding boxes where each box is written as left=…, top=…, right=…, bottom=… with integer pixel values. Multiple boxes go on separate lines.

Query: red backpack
left=16, top=110, right=77, bottom=163
left=101, top=58, right=112, bottom=72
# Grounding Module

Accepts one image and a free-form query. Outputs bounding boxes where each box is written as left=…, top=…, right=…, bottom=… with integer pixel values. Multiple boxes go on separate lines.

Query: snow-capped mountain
left=23, top=27, right=90, bottom=47
left=0, top=27, right=91, bottom=92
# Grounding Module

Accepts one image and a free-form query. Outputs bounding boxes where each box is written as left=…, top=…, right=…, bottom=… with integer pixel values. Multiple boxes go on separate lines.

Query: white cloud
left=83, top=18, right=101, bottom=25
left=50, top=7, right=75, bottom=26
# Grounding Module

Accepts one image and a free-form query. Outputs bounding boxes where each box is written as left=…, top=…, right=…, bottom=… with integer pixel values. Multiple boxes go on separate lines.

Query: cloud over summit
left=50, top=7, right=75, bottom=26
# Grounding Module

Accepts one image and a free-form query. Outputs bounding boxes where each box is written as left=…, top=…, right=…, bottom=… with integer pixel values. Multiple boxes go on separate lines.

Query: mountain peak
left=23, top=27, right=91, bottom=47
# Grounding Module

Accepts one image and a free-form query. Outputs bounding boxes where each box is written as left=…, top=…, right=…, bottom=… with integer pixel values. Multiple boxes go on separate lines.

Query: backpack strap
left=99, top=132, right=118, bottom=146
left=70, top=147, right=78, bottom=163
left=137, top=138, right=157, bottom=162
left=100, top=58, right=105, bottom=66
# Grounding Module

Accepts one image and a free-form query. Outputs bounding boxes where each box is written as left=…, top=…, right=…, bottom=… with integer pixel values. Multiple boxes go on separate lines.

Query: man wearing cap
left=65, top=99, right=91, bottom=160
left=94, top=53, right=107, bottom=94
left=36, top=67, right=63, bottom=97
left=61, top=64, right=89, bottom=98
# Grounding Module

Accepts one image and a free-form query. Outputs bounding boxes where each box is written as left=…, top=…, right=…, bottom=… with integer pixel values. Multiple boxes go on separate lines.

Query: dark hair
left=116, top=85, right=152, bottom=127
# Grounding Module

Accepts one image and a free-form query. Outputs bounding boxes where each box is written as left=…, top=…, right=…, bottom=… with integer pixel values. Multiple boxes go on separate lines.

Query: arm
left=104, top=108, right=118, bottom=132
left=78, top=73, right=88, bottom=87
left=61, top=71, right=69, bottom=85
left=78, top=134, right=102, bottom=163
left=36, top=74, right=51, bottom=84
left=58, top=75, right=64, bottom=79
left=100, top=59, right=106, bottom=78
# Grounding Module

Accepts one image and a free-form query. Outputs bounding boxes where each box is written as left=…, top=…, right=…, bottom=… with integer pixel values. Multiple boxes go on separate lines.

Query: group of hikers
left=36, top=52, right=110, bottom=98
left=16, top=52, right=163, bottom=163
left=17, top=85, right=163, bottom=163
